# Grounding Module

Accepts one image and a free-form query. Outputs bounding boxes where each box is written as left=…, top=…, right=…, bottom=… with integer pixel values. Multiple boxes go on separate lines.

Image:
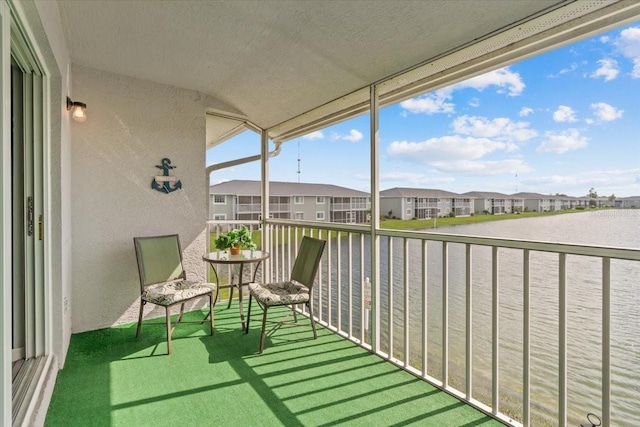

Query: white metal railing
left=236, top=203, right=291, bottom=213
left=330, top=202, right=369, bottom=210
left=206, top=218, right=640, bottom=427
left=236, top=203, right=261, bottom=213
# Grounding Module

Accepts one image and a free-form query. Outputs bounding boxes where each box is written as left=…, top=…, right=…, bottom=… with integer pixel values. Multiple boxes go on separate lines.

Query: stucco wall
left=70, top=65, right=213, bottom=332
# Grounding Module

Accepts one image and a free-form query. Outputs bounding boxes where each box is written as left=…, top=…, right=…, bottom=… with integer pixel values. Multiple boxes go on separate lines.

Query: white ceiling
left=57, top=0, right=567, bottom=130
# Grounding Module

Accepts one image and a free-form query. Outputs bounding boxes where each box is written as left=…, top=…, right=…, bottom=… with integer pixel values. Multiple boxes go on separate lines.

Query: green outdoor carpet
left=45, top=303, right=501, bottom=426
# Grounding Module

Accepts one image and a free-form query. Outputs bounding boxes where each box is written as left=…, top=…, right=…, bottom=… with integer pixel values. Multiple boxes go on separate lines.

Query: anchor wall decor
left=151, top=158, right=182, bottom=193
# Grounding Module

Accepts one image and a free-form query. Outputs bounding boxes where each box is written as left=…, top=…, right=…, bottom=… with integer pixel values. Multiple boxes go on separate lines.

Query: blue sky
left=207, top=21, right=640, bottom=197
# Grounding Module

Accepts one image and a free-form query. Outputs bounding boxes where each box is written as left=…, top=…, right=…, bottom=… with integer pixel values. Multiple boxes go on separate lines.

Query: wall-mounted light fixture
left=66, top=97, right=87, bottom=122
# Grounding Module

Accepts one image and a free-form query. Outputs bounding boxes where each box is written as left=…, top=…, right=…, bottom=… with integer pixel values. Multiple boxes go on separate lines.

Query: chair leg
left=307, top=301, right=317, bottom=339
left=166, top=306, right=173, bottom=355
left=176, top=303, right=185, bottom=325
left=245, top=294, right=252, bottom=334
left=259, top=305, right=268, bottom=353
left=209, top=293, right=214, bottom=335
left=136, top=299, right=145, bottom=338
left=292, top=304, right=298, bottom=323
left=227, top=286, right=234, bottom=309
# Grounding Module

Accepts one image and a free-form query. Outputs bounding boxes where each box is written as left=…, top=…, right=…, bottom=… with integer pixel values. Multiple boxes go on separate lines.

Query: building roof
left=463, top=191, right=511, bottom=199
left=210, top=180, right=369, bottom=197
left=510, top=192, right=589, bottom=200
left=510, top=192, right=549, bottom=199
left=380, top=187, right=462, bottom=199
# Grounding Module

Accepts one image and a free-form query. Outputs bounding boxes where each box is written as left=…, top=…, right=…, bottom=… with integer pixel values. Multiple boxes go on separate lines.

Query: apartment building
left=380, top=188, right=471, bottom=219
left=209, top=180, right=371, bottom=223
left=614, top=196, right=640, bottom=208
left=463, top=191, right=515, bottom=214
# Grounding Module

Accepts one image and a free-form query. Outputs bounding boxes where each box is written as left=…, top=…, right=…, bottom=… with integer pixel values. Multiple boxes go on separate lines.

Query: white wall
left=70, top=65, right=219, bottom=332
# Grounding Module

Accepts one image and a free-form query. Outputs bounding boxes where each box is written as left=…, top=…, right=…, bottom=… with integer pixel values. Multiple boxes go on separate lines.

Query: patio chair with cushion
left=246, top=236, right=326, bottom=353
left=133, top=234, right=217, bottom=354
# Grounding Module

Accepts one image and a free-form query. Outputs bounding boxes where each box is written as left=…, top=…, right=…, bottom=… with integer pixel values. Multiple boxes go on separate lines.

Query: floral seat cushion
left=142, top=280, right=216, bottom=306
left=249, top=280, right=310, bottom=306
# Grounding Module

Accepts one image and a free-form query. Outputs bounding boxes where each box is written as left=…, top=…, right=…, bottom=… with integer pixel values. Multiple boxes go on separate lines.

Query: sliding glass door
left=10, top=32, right=46, bottom=423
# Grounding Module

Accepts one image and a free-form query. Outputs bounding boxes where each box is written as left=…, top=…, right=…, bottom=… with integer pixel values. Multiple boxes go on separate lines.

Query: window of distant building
left=294, top=212, right=304, bottom=220
left=294, top=196, right=304, bottom=204
left=316, top=211, right=325, bottom=220
left=213, top=214, right=226, bottom=220
left=317, top=196, right=325, bottom=204
left=406, top=198, right=412, bottom=203
left=406, top=208, right=412, bottom=215
left=213, top=195, right=226, bottom=204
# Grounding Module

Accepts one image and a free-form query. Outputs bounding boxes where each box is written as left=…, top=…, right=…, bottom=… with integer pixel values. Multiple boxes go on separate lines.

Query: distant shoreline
left=380, top=207, right=623, bottom=231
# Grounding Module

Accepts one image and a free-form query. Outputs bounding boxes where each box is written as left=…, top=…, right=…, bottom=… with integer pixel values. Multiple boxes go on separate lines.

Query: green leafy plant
left=214, top=226, right=257, bottom=251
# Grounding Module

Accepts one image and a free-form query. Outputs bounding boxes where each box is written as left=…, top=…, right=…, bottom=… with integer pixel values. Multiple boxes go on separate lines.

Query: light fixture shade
left=72, top=104, right=87, bottom=122
left=66, top=97, right=87, bottom=122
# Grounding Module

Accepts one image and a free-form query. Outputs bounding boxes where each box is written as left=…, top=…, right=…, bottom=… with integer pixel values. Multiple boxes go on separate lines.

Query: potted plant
left=214, top=226, right=257, bottom=255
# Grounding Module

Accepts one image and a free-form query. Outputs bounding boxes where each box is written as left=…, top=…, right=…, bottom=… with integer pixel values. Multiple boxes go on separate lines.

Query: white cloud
left=399, top=90, right=455, bottom=114
left=303, top=130, right=324, bottom=140
left=615, top=27, right=640, bottom=78
left=452, top=67, right=525, bottom=96
left=590, top=102, right=624, bottom=122
left=537, top=129, right=587, bottom=154
left=331, top=129, right=363, bottom=142
left=430, top=159, right=533, bottom=176
left=451, top=115, right=537, bottom=143
left=519, top=107, right=534, bottom=117
left=547, top=62, right=584, bottom=78
left=523, top=168, right=640, bottom=195
left=387, top=136, right=507, bottom=164
left=468, top=98, right=480, bottom=108
left=400, top=67, right=525, bottom=115
left=380, top=172, right=455, bottom=185
left=343, top=129, right=363, bottom=142
left=590, top=58, right=619, bottom=81
left=553, top=105, right=578, bottom=123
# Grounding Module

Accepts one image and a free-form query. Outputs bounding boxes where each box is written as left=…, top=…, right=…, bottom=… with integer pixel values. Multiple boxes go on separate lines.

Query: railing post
left=337, top=231, right=342, bottom=332
left=559, top=253, right=567, bottom=427
left=442, top=241, right=448, bottom=387
left=523, top=249, right=531, bottom=427
left=422, top=240, right=428, bottom=378
left=465, top=243, right=472, bottom=399
left=492, top=246, right=499, bottom=414
left=388, top=236, right=394, bottom=359
left=404, top=237, right=410, bottom=367
left=602, top=257, right=611, bottom=426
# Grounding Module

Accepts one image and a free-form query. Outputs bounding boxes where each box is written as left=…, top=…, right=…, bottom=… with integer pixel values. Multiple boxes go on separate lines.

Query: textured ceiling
left=57, top=0, right=565, bottom=130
